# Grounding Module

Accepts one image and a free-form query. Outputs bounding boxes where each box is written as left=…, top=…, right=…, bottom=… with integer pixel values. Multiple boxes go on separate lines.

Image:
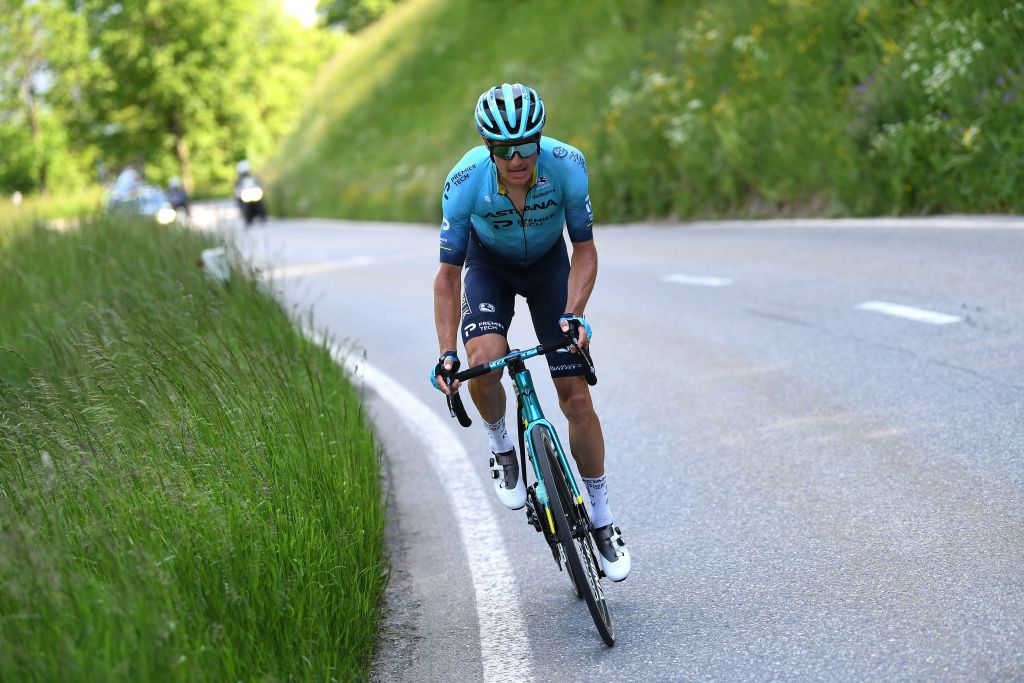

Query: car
left=107, top=184, right=178, bottom=225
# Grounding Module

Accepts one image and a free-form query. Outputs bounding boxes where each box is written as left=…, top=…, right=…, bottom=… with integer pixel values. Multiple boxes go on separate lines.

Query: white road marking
left=679, top=216, right=1024, bottom=230
left=329, top=346, right=532, bottom=683
left=662, top=273, right=733, bottom=287
left=856, top=301, right=963, bottom=325
left=262, top=256, right=373, bottom=280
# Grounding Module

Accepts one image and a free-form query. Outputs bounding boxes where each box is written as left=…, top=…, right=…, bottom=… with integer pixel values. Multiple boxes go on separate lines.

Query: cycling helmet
left=474, top=83, right=546, bottom=141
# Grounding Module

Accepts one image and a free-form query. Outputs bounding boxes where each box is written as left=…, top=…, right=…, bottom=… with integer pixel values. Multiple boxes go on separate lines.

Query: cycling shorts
left=460, top=235, right=586, bottom=379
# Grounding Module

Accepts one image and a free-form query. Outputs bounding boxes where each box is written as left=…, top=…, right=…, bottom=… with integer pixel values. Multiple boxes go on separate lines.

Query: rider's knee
left=466, top=335, right=506, bottom=367
left=558, top=387, right=594, bottom=422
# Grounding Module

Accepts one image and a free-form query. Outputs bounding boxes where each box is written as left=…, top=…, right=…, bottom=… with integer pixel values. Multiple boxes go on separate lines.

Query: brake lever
left=561, top=329, right=597, bottom=386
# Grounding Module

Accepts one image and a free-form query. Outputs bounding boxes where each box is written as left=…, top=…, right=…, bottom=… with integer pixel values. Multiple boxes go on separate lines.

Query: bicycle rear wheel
left=532, top=427, right=614, bottom=646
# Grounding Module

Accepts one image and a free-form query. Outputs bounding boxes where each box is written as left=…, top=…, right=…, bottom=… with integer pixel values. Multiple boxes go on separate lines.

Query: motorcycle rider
left=234, top=159, right=267, bottom=224
left=167, top=177, right=191, bottom=220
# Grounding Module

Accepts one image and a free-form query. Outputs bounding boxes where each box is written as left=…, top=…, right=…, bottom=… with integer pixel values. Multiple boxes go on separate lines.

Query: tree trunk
left=170, top=112, right=193, bottom=192
left=26, top=82, right=47, bottom=192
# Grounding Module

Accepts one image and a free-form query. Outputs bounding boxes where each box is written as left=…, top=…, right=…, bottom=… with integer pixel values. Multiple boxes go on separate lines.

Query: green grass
left=0, top=189, right=104, bottom=235
left=267, top=0, right=1024, bottom=222
left=0, top=215, right=385, bottom=681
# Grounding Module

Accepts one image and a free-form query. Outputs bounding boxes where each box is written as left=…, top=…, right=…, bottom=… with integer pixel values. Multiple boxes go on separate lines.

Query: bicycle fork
left=513, top=369, right=587, bottom=565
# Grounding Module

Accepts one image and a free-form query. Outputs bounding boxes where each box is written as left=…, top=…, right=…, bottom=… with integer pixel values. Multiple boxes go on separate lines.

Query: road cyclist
left=430, top=83, right=631, bottom=583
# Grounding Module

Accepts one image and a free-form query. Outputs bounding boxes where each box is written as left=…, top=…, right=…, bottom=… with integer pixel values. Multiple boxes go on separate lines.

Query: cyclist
left=431, top=83, right=630, bottom=581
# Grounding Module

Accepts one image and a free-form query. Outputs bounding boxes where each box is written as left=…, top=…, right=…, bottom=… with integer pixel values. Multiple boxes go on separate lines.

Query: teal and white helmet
left=474, top=83, right=546, bottom=141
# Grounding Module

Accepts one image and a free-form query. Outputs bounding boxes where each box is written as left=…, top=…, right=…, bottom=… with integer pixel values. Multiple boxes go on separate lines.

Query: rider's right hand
left=430, top=350, right=461, bottom=395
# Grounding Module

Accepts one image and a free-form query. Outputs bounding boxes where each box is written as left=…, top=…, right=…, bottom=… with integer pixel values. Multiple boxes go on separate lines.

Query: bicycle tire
left=531, top=427, right=614, bottom=646
left=558, top=530, right=584, bottom=600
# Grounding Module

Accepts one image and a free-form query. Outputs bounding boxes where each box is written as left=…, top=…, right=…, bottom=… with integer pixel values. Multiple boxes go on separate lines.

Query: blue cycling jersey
left=439, top=136, right=594, bottom=268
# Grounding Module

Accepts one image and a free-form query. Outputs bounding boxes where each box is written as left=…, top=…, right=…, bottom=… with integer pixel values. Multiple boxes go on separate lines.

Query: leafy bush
left=270, top=0, right=1024, bottom=221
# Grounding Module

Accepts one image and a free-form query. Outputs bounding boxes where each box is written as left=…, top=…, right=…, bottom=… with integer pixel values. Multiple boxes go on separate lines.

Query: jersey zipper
left=498, top=173, right=534, bottom=267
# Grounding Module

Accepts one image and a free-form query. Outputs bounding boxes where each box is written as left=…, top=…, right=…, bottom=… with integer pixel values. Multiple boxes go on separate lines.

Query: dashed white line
left=662, top=273, right=733, bottom=287
left=329, top=346, right=532, bottom=683
left=855, top=301, right=962, bottom=325
left=262, top=256, right=374, bottom=280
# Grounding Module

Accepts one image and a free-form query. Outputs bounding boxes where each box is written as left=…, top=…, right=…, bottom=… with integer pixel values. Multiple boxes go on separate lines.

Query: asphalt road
left=215, top=210, right=1023, bottom=681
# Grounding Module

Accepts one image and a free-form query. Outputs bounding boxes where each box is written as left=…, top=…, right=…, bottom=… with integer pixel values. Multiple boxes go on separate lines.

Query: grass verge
left=0, top=214, right=385, bottom=681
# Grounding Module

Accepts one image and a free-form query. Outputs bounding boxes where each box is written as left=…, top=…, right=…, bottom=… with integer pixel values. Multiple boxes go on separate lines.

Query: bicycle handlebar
left=440, top=331, right=597, bottom=428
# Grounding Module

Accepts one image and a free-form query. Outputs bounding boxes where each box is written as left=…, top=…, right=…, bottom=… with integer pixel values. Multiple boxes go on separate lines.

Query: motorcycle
left=236, top=176, right=267, bottom=226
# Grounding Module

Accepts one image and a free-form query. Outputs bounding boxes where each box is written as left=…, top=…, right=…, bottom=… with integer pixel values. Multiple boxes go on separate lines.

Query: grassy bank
left=267, top=0, right=1024, bottom=222
left=0, top=189, right=104, bottom=234
left=0, top=216, right=385, bottom=680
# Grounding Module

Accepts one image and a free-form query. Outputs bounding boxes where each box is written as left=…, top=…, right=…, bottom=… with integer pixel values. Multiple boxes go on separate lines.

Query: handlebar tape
left=448, top=392, right=472, bottom=428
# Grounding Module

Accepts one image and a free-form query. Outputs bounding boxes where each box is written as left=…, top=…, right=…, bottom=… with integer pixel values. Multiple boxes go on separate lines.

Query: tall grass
left=0, top=188, right=104, bottom=232
left=268, top=0, right=1024, bottom=222
left=0, top=216, right=385, bottom=680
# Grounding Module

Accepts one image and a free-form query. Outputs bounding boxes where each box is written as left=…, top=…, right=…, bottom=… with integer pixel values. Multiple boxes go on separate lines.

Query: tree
left=79, top=0, right=330, bottom=193
left=0, top=1, right=90, bottom=192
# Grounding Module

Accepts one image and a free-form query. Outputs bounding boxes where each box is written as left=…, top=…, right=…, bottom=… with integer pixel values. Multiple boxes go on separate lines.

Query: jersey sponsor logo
left=441, top=218, right=450, bottom=230
left=569, top=151, right=587, bottom=175
left=450, top=164, right=477, bottom=187
left=483, top=199, right=558, bottom=219
left=478, top=302, right=496, bottom=313
left=527, top=199, right=559, bottom=211
left=463, top=320, right=505, bottom=336
left=553, top=146, right=568, bottom=159
left=549, top=363, right=580, bottom=372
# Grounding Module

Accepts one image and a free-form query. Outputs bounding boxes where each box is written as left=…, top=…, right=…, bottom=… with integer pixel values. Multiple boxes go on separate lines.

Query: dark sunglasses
left=488, top=140, right=540, bottom=160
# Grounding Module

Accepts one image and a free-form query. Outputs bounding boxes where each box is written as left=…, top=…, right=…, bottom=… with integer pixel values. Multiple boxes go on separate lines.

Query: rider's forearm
left=566, top=240, right=598, bottom=315
left=433, top=265, right=462, bottom=353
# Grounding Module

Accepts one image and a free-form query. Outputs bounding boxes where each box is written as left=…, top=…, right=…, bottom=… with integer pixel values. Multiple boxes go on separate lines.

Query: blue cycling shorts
left=460, top=236, right=586, bottom=379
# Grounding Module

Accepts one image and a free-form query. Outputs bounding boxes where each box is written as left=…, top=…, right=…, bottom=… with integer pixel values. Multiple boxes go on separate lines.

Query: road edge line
left=325, top=344, right=533, bottom=683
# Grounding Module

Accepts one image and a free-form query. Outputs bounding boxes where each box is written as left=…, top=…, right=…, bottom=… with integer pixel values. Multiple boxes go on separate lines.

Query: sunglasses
left=488, top=140, right=540, bottom=160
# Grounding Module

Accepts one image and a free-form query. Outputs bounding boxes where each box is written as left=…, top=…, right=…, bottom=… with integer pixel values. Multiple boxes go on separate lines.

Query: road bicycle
left=438, top=332, right=615, bottom=646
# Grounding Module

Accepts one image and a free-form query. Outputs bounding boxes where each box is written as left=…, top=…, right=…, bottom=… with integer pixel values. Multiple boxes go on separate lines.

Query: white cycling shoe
left=490, top=448, right=526, bottom=510
left=592, top=524, right=631, bottom=582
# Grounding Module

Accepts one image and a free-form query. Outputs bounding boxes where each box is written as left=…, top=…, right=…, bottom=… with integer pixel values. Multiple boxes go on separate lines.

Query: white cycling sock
left=582, top=474, right=613, bottom=528
left=484, top=416, right=515, bottom=453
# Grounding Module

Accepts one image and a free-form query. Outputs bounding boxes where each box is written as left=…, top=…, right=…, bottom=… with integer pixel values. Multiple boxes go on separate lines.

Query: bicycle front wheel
left=532, top=427, right=615, bottom=646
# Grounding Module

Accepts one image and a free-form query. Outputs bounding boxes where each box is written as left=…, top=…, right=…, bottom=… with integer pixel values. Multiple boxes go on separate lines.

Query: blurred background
left=2, top=0, right=1022, bottom=219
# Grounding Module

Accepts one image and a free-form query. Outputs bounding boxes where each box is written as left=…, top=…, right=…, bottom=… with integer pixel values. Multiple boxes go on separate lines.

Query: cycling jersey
left=439, top=136, right=594, bottom=268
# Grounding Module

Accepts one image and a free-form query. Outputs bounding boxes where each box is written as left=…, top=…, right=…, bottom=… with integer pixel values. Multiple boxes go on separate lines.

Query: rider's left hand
left=559, top=313, right=592, bottom=352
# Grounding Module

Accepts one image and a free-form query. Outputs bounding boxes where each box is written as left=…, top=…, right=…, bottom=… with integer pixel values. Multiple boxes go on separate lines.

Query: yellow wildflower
left=962, top=125, right=980, bottom=149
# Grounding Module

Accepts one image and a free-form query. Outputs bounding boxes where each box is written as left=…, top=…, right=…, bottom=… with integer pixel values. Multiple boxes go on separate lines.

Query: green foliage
left=321, top=0, right=402, bottom=31
left=76, top=0, right=335, bottom=195
left=0, top=216, right=385, bottom=680
left=0, top=0, right=94, bottom=192
left=0, top=1, right=335, bottom=197
left=269, top=0, right=1024, bottom=221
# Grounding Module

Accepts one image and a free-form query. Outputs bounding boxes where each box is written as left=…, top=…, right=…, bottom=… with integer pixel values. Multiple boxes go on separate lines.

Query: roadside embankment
left=0, top=215, right=385, bottom=680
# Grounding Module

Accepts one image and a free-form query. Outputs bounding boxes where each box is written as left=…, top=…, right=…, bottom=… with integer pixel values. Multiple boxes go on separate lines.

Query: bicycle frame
left=442, top=336, right=614, bottom=645
left=507, top=356, right=585, bottom=534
